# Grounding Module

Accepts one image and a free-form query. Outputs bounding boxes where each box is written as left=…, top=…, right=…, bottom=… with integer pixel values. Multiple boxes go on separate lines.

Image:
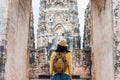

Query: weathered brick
left=91, top=0, right=114, bottom=80
left=0, top=0, right=31, bottom=80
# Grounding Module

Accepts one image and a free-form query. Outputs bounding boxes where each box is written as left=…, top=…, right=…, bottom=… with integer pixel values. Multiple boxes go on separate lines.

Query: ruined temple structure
left=0, top=0, right=120, bottom=80
left=29, top=9, right=36, bottom=79
left=0, top=36, right=6, bottom=80
left=0, top=0, right=7, bottom=79
left=90, top=0, right=120, bottom=80
left=112, top=0, right=120, bottom=79
left=29, top=9, right=35, bottom=65
left=83, top=3, right=92, bottom=54
left=36, top=0, right=81, bottom=75
left=83, top=0, right=120, bottom=80
left=0, top=0, right=32, bottom=80
left=82, top=3, right=92, bottom=77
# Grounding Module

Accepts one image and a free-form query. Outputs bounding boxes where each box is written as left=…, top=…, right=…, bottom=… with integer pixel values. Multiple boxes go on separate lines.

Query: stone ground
left=29, top=75, right=91, bottom=80
left=30, top=79, right=87, bottom=80
left=30, top=76, right=91, bottom=80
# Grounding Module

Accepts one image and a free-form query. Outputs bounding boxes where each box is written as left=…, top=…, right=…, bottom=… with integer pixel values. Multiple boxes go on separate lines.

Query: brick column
left=1, top=0, right=31, bottom=80
left=91, top=0, right=114, bottom=80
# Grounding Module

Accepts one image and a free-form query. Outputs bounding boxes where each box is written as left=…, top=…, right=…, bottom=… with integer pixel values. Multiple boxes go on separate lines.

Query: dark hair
left=55, top=44, right=70, bottom=52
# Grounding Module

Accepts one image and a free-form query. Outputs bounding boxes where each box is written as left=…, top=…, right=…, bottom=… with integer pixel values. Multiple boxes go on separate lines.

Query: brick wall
left=91, top=0, right=114, bottom=80
left=0, top=0, right=8, bottom=79
left=0, top=0, right=32, bottom=80
left=112, top=0, right=120, bottom=79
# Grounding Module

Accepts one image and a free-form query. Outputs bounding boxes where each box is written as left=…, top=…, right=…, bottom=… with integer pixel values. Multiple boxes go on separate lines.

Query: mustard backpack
left=53, top=52, right=68, bottom=73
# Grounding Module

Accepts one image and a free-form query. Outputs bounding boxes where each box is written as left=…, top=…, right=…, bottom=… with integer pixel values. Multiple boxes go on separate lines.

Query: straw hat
left=58, top=39, right=67, bottom=47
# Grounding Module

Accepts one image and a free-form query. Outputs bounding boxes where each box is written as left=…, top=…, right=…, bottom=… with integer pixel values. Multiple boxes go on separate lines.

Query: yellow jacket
left=50, top=52, right=72, bottom=75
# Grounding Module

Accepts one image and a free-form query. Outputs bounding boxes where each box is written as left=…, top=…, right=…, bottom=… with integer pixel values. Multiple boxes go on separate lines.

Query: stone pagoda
left=37, top=0, right=81, bottom=74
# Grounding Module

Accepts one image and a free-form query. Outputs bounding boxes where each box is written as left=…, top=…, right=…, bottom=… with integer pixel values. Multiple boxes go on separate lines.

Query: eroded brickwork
left=29, top=9, right=36, bottom=79
left=83, top=3, right=92, bottom=78
left=112, top=0, right=120, bottom=79
left=0, top=0, right=32, bottom=80
left=1, top=0, right=120, bottom=80
left=91, top=0, right=114, bottom=80
left=0, top=0, right=8, bottom=79
left=36, top=0, right=81, bottom=76
left=92, top=0, right=106, bottom=13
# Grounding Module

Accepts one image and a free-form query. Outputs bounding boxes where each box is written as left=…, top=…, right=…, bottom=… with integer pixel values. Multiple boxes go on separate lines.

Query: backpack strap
left=66, top=56, right=70, bottom=74
left=63, top=52, right=70, bottom=74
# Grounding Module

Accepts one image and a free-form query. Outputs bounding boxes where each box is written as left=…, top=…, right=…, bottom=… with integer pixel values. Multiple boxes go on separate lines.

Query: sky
left=32, top=0, right=89, bottom=48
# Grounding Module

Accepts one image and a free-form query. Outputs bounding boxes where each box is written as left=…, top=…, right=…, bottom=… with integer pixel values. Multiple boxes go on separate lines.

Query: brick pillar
left=1, top=0, right=31, bottom=80
left=91, top=0, right=114, bottom=80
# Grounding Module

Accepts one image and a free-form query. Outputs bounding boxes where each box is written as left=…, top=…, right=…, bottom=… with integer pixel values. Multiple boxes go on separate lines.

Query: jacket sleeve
left=50, top=52, right=55, bottom=75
